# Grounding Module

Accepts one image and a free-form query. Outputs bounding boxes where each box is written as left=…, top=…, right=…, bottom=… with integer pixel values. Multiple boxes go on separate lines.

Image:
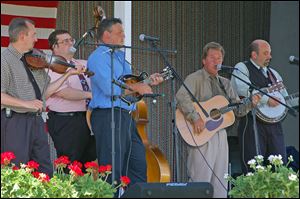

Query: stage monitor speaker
left=121, top=182, right=213, bottom=198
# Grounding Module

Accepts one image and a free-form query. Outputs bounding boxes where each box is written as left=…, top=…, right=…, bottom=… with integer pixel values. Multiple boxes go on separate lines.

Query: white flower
left=255, top=155, right=264, bottom=161
left=268, top=154, right=283, bottom=165
left=288, top=155, right=294, bottom=162
left=246, top=172, right=254, bottom=176
left=268, top=155, right=275, bottom=162
left=224, top=173, right=229, bottom=180
left=256, top=165, right=265, bottom=171
left=39, top=173, right=46, bottom=178
left=288, top=174, right=298, bottom=181
left=247, top=159, right=256, bottom=165
left=277, top=154, right=282, bottom=160
left=20, top=163, right=27, bottom=169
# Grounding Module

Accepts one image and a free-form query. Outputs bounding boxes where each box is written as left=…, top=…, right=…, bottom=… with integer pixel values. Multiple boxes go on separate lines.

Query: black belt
left=49, top=111, right=85, bottom=117
left=2, top=109, right=41, bottom=118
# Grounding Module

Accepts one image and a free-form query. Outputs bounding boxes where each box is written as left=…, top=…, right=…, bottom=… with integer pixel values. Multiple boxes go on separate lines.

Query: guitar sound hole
left=210, top=109, right=221, bottom=120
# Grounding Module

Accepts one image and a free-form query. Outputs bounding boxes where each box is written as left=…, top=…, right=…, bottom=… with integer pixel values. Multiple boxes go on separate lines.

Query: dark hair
left=8, top=18, right=35, bottom=42
left=202, top=42, right=225, bottom=60
left=248, top=41, right=260, bottom=58
left=97, top=18, right=122, bottom=41
left=48, top=29, right=70, bottom=49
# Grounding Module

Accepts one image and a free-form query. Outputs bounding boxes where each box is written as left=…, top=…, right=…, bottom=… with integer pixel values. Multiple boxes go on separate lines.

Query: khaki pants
left=187, top=129, right=228, bottom=198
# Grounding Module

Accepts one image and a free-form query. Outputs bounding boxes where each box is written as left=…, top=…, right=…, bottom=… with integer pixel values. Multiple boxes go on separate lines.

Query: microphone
left=227, top=102, right=243, bottom=107
left=70, top=28, right=95, bottom=53
left=289, top=56, right=299, bottom=65
left=143, top=93, right=165, bottom=104
left=139, top=34, right=160, bottom=42
left=142, top=93, right=165, bottom=98
left=216, top=64, right=236, bottom=71
left=112, top=79, right=133, bottom=91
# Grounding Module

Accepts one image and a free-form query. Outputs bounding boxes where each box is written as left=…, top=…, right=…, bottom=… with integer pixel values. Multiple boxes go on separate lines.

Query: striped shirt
left=1, top=44, right=50, bottom=113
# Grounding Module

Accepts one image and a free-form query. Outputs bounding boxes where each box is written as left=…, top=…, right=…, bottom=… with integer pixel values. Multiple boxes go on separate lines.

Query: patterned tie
left=267, top=69, right=276, bottom=84
left=78, top=74, right=91, bottom=107
left=70, top=60, right=91, bottom=107
left=210, top=76, right=220, bottom=97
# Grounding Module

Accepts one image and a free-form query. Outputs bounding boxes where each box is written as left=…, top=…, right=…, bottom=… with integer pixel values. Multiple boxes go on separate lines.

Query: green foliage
left=1, top=153, right=128, bottom=198
left=1, top=166, right=78, bottom=198
left=73, top=174, right=116, bottom=198
left=226, top=155, right=299, bottom=198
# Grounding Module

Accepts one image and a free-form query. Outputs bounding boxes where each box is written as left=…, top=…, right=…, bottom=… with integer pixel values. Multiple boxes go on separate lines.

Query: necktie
left=70, top=60, right=91, bottom=107
left=210, top=76, right=220, bottom=97
left=267, top=70, right=276, bottom=84
left=260, top=68, right=268, bottom=78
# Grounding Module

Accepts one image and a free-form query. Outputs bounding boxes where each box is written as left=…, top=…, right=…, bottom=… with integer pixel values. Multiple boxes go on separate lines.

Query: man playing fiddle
left=46, top=29, right=96, bottom=168
left=1, top=18, right=84, bottom=176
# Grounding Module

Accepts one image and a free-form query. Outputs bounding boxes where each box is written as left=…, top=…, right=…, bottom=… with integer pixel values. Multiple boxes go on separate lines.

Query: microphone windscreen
left=69, top=46, right=77, bottom=54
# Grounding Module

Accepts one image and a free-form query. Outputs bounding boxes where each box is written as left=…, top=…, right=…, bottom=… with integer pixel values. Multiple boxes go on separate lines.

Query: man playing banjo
left=231, top=39, right=290, bottom=174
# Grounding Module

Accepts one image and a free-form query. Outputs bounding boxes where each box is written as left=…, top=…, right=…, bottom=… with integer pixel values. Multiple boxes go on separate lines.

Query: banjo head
left=256, top=91, right=287, bottom=122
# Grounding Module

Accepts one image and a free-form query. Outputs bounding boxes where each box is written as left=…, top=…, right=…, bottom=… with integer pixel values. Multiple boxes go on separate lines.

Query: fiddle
left=24, top=48, right=94, bottom=77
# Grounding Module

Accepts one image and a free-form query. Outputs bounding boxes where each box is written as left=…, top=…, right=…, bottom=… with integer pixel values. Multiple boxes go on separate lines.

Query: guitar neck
left=220, top=97, right=252, bottom=114
left=285, top=93, right=299, bottom=101
left=285, top=93, right=299, bottom=107
left=142, top=78, right=152, bottom=85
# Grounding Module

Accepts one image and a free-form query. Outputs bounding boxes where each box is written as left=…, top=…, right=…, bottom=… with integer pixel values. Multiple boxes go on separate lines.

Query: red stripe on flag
left=1, top=1, right=59, bottom=8
left=1, top=36, right=50, bottom=49
left=1, top=14, right=56, bottom=29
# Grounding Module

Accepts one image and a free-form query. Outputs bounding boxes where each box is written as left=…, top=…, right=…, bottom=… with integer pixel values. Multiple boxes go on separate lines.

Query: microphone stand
left=249, top=87, right=261, bottom=155
left=110, top=46, right=116, bottom=185
left=85, top=42, right=177, bottom=54
left=149, top=41, right=210, bottom=182
left=230, top=71, right=298, bottom=156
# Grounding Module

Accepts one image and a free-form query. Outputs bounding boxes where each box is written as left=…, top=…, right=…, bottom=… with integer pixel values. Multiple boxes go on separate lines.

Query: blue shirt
left=87, top=45, right=135, bottom=111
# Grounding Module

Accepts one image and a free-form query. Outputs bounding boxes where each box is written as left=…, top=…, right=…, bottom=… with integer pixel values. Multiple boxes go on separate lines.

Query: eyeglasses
left=56, top=38, right=76, bottom=45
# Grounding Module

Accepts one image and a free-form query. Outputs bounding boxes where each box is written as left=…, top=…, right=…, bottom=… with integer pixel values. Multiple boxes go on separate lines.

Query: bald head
left=249, top=39, right=272, bottom=67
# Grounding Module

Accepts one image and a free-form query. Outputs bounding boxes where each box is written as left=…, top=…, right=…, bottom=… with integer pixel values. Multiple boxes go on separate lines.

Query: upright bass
left=132, top=100, right=171, bottom=182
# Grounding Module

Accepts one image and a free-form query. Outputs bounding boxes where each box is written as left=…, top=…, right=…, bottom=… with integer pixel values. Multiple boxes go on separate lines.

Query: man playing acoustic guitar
left=176, top=42, right=261, bottom=198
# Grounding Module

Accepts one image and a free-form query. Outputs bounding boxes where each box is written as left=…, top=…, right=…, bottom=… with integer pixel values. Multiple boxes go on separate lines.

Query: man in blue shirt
left=88, top=18, right=162, bottom=186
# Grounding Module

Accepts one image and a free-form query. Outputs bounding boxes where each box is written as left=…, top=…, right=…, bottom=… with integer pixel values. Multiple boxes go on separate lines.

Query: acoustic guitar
left=176, top=95, right=237, bottom=147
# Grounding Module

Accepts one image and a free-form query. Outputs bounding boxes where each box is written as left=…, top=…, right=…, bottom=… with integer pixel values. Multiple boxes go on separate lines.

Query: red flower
left=99, top=165, right=107, bottom=173
left=26, top=160, right=39, bottom=171
left=12, top=166, right=19, bottom=170
left=54, top=156, right=70, bottom=168
left=106, top=164, right=112, bottom=172
left=72, top=160, right=83, bottom=169
left=1, top=151, right=16, bottom=165
left=32, top=171, right=50, bottom=182
left=32, top=171, right=40, bottom=178
left=120, top=176, right=131, bottom=187
left=68, top=164, right=84, bottom=177
left=39, top=173, right=50, bottom=182
left=84, top=161, right=98, bottom=170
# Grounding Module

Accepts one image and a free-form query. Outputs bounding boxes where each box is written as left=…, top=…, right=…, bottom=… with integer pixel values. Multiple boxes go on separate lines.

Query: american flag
left=1, top=1, right=59, bottom=54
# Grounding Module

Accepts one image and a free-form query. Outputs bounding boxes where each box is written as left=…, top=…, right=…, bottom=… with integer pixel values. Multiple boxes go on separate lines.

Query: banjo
left=255, top=81, right=299, bottom=123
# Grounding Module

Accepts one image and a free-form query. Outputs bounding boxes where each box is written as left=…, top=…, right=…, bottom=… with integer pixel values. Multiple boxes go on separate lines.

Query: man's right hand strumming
left=193, top=117, right=205, bottom=135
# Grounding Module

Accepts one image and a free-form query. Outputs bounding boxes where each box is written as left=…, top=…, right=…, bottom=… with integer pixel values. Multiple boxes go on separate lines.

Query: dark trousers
left=47, top=111, right=96, bottom=165
left=238, top=113, right=287, bottom=174
left=1, top=110, right=53, bottom=176
left=91, top=108, right=147, bottom=185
